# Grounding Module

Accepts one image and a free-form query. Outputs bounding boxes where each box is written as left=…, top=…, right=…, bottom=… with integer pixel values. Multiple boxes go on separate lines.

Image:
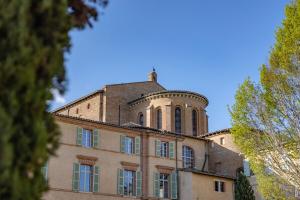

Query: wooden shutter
left=72, top=163, right=80, bottom=192
left=76, top=127, right=83, bottom=145
left=169, top=141, right=175, bottom=159
left=155, top=140, right=161, bottom=157
left=120, top=135, right=126, bottom=153
left=135, top=136, right=141, bottom=155
left=136, top=171, right=142, bottom=196
left=93, top=166, right=100, bottom=192
left=117, top=169, right=124, bottom=195
left=153, top=172, right=160, bottom=197
left=93, top=129, right=99, bottom=148
left=170, top=171, right=178, bottom=199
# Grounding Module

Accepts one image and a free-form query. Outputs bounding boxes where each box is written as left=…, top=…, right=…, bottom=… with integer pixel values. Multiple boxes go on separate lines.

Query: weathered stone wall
left=207, top=132, right=243, bottom=178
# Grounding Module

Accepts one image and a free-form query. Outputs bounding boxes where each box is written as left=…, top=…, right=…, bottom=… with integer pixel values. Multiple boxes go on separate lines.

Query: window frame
left=138, top=112, right=144, bottom=126
left=175, top=107, right=182, bottom=133
left=214, top=180, right=225, bottom=192
left=156, top=108, right=162, bottom=129
left=124, top=136, right=135, bottom=155
left=79, top=164, right=93, bottom=192
left=123, top=170, right=136, bottom=196
left=192, top=109, right=198, bottom=136
left=82, top=129, right=92, bottom=148
left=182, top=146, right=195, bottom=169
left=160, top=141, right=169, bottom=158
left=159, top=173, right=169, bottom=198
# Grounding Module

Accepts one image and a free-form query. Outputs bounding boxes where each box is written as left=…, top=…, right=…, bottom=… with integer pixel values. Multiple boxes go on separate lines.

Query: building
left=44, top=70, right=246, bottom=200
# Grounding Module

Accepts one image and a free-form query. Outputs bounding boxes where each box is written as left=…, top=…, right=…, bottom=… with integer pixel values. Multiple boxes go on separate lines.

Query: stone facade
left=49, top=71, right=243, bottom=200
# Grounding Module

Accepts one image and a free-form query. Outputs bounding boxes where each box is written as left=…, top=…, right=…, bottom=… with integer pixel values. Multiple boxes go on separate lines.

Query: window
left=214, top=181, right=225, bottom=192
left=159, top=173, right=169, bottom=198
left=160, top=141, right=169, bottom=158
left=192, top=109, right=198, bottom=136
left=87, top=103, right=90, bottom=109
left=138, top=113, right=144, bottom=126
left=124, top=170, right=136, bottom=196
left=76, top=108, right=79, bottom=114
left=79, top=165, right=93, bottom=192
left=82, top=129, right=92, bottom=148
left=124, top=137, right=134, bottom=154
left=175, top=107, right=181, bottom=133
left=182, top=146, right=194, bottom=168
left=220, top=137, right=225, bottom=145
left=156, top=109, right=162, bottom=129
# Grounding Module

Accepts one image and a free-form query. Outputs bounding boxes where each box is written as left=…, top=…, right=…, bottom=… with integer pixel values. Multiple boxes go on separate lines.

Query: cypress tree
left=0, top=0, right=107, bottom=199
left=235, top=173, right=256, bottom=200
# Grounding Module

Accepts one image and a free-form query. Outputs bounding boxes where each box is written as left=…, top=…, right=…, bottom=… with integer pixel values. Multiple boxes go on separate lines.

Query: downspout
left=201, top=141, right=209, bottom=171
left=175, top=136, right=180, bottom=200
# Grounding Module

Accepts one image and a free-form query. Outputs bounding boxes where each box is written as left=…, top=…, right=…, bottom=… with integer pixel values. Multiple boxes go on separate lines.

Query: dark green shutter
left=120, top=135, right=126, bottom=153
left=93, top=129, right=99, bottom=148
left=93, top=166, right=100, bottom=192
left=136, top=171, right=142, bottom=196
left=155, top=140, right=161, bottom=157
left=169, top=141, right=175, bottom=159
left=153, top=172, right=159, bottom=197
left=170, top=171, right=178, bottom=199
left=135, top=136, right=141, bottom=155
left=76, top=127, right=83, bottom=145
left=117, top=169, right=124, bottom=195
left=72, top=163, right=80, bottom=192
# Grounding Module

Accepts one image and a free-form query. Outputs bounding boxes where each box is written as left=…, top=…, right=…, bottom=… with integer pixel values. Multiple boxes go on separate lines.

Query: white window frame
left=214, top=180, right=225, bottom=192
left=160, top=141, right=169, bottom=158
left=79, top=164, right=93, bottom=192
left=124, top=136, right=134, bottom=155
left=82, top=129, right=92, bottom=148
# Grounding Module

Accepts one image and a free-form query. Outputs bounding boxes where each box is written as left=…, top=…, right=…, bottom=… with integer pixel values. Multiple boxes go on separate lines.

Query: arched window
left=175, top=107, right=181, bottom=133
left=138, top=113, right=144, bottom=126
left=156, top=109, right=162, bottom=129
left=182, top=146, right=194, bottom=168
left=192, top=109, right=198, bottom=136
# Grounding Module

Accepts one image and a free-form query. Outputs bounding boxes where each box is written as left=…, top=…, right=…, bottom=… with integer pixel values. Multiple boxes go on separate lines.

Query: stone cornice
left=128, top=90, right=209, bottom=107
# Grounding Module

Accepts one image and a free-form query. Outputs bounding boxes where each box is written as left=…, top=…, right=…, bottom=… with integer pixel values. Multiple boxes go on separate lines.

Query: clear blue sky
left=52, top=0, right=290, bottom=132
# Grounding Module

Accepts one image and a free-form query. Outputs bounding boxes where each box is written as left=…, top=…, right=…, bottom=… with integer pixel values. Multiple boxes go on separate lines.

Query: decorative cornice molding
left=128, top=90, right=209, bottom=107
left=77, top=155, right=98, bottom=165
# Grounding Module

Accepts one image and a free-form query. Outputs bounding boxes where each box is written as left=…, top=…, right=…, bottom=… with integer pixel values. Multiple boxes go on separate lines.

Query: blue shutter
left=155, top=140, right=161, bottom=157
left=72, top=163, right=80, bottom=191
left=93, top=129, right=99, bottom=148
left=93, top=166, right=100, bottom=192
left=171, top=171, right=178, bottom=199
left=76, top=127, right=83, bottom=145
left=135, top=136, right=141, bottom=155
left=117, top=169, right=124, bottom=195
left=136, top=171, right=142, bottom=196
left=243, top=159, right=250, bottom=176
left=169, top=141, right=175, bottom=159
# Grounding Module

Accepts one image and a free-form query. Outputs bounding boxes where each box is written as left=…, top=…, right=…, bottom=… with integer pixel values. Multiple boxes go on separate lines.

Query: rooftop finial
left=153, top=67, right=156, bottom=72
left=148, top=68, right=157, bottom=82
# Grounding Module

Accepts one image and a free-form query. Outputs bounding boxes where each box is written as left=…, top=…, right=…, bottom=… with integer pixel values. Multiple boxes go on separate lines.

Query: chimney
left=148, top=68, right=157, bottom=82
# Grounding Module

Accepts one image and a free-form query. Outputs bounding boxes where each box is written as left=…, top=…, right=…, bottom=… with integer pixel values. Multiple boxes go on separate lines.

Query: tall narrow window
left=138, top=113, right=144, bottom=126
left=182, top=146, right=194, bottom=168
left=175, top=107, right=181, bottom=133
left=82, top=129, right=92, bottom=148
left=192, top=109, right=198, bottom=136
left=79, top=165, right=92, bottom=192
left=159, top=173, right=169, bottom=198
left=124, top=170, right=136, bottom=196
left=157, top=109, right=162, bottom=129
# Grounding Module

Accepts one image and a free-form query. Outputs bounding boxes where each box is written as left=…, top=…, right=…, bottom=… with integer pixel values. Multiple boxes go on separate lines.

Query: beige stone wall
left=103, top=81, right=165, bottom=125
left=57, top=93, right=102, bottom=121
left=180, top=171, right=235, bottom=200
left=208, top=133, right=243, bottom=177
left=129, top=96, right=208, bottom=136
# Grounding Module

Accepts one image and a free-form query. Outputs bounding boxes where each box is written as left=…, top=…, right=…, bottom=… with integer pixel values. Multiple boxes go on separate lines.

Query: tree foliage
left=231, top=0, right=300, bottom=199
left=0, top=0, right=107, bottom=199
left=235, top=173, right=255, bottom=200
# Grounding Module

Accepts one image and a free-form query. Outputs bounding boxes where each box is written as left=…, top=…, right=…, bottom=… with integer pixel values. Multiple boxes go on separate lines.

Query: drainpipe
left=175, top=136, right=180, bottom=200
